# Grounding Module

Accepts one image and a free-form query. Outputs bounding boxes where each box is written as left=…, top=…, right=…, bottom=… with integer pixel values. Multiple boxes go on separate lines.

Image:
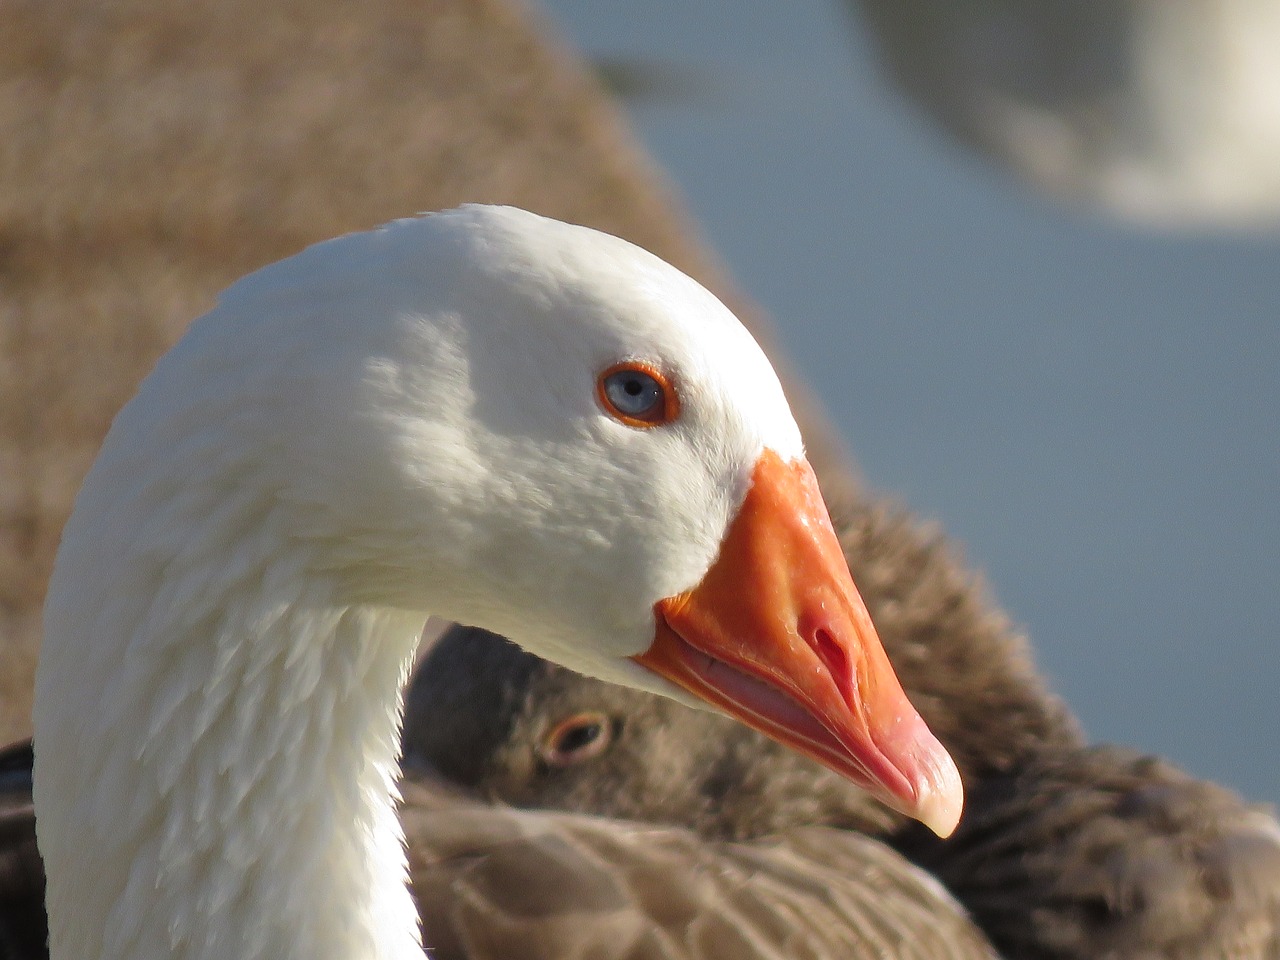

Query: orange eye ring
left=596, top=361, right=680, bottom=428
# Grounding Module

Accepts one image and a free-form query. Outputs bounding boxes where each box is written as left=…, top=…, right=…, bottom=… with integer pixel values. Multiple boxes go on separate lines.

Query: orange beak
left=632, top=450, right=963, bottom=837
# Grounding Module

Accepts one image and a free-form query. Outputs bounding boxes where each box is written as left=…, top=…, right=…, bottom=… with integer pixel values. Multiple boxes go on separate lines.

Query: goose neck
left=37, top=539, right=428, bottom=960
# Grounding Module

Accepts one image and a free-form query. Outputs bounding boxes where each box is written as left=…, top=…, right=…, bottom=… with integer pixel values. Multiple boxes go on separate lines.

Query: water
left=539, top=0, right=1280, bottom=802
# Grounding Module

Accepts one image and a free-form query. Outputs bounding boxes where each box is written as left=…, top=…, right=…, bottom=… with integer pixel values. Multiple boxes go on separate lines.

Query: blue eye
left=597, top=363, right=678, bottom=427
left=605, top=369, right=661, bottom=416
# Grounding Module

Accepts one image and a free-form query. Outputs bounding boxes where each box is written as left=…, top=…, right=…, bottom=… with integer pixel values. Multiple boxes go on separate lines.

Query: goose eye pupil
left=558, top=722, right=601, bottom=753
left=604, top=370, right=662, bottom=416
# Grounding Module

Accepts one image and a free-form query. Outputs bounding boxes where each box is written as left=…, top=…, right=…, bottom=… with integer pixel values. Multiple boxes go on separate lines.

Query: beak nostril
left=809, top=626, right=856, bottom=708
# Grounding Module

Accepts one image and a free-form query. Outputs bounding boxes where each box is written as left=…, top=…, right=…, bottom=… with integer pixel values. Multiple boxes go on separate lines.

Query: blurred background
left=538, top=0, right=1280, bottom=801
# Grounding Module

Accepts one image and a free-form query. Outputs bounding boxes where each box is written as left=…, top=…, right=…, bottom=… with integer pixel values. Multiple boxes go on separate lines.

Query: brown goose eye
left=596, top=362, right=679, bottom=428
left=538, top=711, right=614, bottom=767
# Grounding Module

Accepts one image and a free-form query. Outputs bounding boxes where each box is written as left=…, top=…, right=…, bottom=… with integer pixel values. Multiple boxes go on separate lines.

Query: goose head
left=35, top=205, right=959, bottom=959
left=49, top=204, right=956, bottom=828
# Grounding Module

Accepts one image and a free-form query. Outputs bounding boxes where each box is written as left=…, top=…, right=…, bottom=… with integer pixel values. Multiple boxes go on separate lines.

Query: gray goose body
left=407, top=625, right=1280, bottom=960
left=405, top=777, right=994, bottom=960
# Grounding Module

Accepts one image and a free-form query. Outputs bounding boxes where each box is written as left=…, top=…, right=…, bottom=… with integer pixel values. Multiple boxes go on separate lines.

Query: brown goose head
left=405, top=624, right=901, bottom=840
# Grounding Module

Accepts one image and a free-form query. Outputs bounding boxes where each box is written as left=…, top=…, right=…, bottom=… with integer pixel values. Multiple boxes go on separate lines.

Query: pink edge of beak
left=631, top=450, right=963, bottom=838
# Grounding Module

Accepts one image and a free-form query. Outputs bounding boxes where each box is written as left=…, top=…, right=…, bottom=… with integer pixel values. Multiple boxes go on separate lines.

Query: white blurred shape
left=853, top=0, right=1280, bottom=228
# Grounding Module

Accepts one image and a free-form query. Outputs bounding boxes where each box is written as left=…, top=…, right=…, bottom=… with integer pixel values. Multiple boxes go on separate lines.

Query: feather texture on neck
left=36, top=471, right=426, bottom=960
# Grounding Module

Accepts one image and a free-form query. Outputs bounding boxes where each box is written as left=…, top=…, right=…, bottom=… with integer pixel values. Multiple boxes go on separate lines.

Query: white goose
left=31, top=205, right=962, bottom=960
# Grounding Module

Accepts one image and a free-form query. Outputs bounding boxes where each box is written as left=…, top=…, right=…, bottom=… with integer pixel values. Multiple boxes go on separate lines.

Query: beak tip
left=912, top=744, right=964, bottom=839
left=880, top=711, right=964, bottom=838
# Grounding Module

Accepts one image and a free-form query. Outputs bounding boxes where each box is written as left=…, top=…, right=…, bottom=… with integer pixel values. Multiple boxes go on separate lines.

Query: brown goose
left=407, top=622, right=1280, bottom=960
